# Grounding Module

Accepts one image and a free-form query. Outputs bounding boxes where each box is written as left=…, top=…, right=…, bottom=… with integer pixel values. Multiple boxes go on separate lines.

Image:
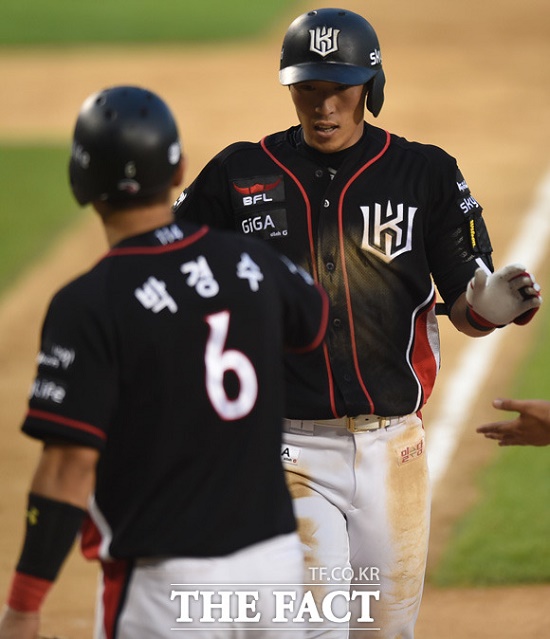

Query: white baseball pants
left=94, top=532, right=305, bottom=638
left=282, top=414, right=431, bottom=639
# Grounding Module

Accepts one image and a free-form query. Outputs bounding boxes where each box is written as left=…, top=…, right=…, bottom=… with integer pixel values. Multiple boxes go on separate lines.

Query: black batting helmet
left=69, top=85, right=182, bottom=206
left=279, top=8, right=385, bottom=117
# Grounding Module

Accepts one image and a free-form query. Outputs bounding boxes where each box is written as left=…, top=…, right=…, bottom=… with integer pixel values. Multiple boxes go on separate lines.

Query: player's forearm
left=2, top=443, right=97, bottom=620
left=30, top=442, right=98, bottom=508
left=449, top=292, right=495, bottom=337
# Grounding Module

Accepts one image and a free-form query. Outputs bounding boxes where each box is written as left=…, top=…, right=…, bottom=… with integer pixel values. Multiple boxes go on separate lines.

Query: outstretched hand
left=477, top=398, right=550, bottom=446
left=465, top=263, right=542, bottom=328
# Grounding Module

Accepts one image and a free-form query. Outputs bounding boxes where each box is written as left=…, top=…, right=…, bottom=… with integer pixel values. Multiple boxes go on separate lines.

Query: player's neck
left=101, top=203, right=175, bottom=248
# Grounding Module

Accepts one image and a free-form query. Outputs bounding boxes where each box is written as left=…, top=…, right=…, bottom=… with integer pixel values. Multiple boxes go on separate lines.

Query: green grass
left=0, top=1, right=298, bottom=288
left=0, top=145, right=80, bottom=293
left=432, top=297, right=550, bottom=586
left=0, top=0, right=297, bottom=45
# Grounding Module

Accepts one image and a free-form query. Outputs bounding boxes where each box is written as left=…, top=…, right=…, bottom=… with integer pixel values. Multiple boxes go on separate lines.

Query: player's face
left=289, top=81, right=367, bottom=153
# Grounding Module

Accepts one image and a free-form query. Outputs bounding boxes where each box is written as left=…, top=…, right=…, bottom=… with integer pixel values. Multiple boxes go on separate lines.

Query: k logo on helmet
left=309, top=27, right=340, bottom=57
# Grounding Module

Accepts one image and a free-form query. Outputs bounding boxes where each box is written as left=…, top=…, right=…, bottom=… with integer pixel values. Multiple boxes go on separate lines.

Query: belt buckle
left=346, top=415, right=382, bottom=433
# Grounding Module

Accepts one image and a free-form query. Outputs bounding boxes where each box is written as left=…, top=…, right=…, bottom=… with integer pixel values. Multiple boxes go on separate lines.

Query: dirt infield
left=1, top=0, right=550, bottom=636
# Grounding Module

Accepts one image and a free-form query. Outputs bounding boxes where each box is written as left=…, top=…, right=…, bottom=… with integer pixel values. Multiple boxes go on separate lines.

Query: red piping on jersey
left=100, top=559, right=131, bottom=639
left=410, top=296, right=439, bottom=409
left=260, top=139, right=318, bottom=281
left=260, top=136, right=338, bottom=415
left=105, top=225, right=210, bottom=257
left=338, top=130, right=392, bottom=414
left=80, top=516, right=103, bottom=561
left=26, top=408, right=106, bottom=441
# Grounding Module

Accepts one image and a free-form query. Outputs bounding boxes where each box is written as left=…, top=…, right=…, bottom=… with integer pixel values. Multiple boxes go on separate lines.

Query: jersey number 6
left=204, top=310, right=258, bottom=421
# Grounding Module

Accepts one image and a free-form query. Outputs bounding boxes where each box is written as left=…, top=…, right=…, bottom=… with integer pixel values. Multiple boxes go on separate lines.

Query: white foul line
left=427, top=168, right=550, bottom=487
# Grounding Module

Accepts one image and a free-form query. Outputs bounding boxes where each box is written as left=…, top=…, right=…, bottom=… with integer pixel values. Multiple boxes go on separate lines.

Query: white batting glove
left=465, top=263, right=542, bottom=330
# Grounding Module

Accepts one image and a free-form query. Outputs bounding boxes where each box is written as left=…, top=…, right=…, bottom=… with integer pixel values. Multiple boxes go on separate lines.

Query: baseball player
left=0, top=85, right=329, bottom=639
left=173, top=8, right=542, bottom=638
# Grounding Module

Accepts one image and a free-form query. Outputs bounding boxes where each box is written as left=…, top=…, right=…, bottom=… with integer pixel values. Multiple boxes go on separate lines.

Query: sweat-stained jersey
left=174, top=123, right=494, bottom=418
left=21, top=220, right=329, bottom=559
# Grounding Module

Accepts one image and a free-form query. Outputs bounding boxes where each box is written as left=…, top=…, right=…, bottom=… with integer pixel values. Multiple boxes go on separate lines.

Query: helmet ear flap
left=366, top=69, right=386, bottom=117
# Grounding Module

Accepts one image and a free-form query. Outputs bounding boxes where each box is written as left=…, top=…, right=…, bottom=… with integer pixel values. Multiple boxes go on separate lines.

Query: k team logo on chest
left=359, top=200, right=417, bottom=263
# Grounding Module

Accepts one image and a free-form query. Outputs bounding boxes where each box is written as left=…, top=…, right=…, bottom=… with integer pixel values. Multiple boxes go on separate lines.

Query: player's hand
left=0, top=605, right=40, bottom=639
left=465, top=263, right=542, bottom=328
left=476, top=398, right=550, bottom=446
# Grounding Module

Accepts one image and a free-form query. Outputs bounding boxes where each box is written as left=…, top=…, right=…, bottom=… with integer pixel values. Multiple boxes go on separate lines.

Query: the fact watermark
left=169, top=565, right=381, bottom=630
left=307, top=565, right=380, bottom=583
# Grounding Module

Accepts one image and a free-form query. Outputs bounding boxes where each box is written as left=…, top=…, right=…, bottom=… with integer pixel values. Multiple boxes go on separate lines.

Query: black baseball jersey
left=174, top=123, right=494, bottom=418
left=21, top=220, right=328, bottom=559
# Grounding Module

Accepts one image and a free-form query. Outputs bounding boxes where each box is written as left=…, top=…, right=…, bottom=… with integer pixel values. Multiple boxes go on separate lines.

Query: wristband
left=465, top=306, right=504, bottom=332
left=7, top=492, right=87, bottom=612
left=7, top=571, right=53, bottom=612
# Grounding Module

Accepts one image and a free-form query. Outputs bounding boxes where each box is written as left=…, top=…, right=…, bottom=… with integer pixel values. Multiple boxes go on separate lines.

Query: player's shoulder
left=211, top=128, right=290, bottom=162
left=212, top=139, right=263, bottom=163
left=46, top=261, right=110, bottom=320
left=262, top=127, right=295, bottom=148
left=387, top=128, right=457, bottom=165
left=190, top=140, right=269, bottom=186
left=58, top=256, right=114, bottom=295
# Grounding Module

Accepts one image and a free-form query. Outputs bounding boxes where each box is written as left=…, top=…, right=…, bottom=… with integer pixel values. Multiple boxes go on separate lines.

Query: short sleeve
left=275, top=254, right=329, bottom=353
left=22, top=282, right=117, bottom=449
